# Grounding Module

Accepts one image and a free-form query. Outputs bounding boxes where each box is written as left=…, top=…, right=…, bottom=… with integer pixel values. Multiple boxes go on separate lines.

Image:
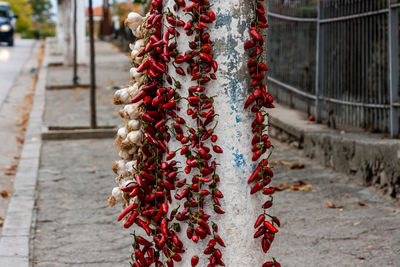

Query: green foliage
left=4, top=0, right=33, bottom=33
left=28, top=0, right=52, bottom=23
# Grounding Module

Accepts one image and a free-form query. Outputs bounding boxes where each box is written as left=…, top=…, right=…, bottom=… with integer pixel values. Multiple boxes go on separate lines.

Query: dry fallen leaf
left=353, top=221, right=361, bottom=226
left=16, top=136, right=25, bottom=144
left=6, top=165, right=17, bottom=171
left=270, top=160, right=305, bottom=170
left=14, top=155, right=21, bottom=160
left=289, top=162, right=305, bottom=169
left=0, top=190, right=11, bottom=198
left=344, top=193, right=349, bottom=198
left=0, top=217, right=4, bottom=227
left=326, top=202, right=344, bottom=209
left=358, top=201, right=368, bottom=207
left=275, top=184, right=290, bottom=191
left=276, top=180, right=315, bottom=192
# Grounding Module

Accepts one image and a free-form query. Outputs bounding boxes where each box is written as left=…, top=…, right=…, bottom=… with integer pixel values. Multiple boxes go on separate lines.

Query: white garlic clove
left=117, top=127, right=128, bottom=139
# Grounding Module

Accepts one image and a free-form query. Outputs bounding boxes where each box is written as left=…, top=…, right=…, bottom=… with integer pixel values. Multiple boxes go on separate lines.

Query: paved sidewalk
left=32, top=139, right=131, bottom=266
left=44, top=40, right=130, bottom=129
left=31, top=138, right=400, bottom=266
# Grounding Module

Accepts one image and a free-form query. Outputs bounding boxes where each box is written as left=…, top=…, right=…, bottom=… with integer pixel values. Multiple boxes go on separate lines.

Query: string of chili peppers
left=244, top=1, right=281, bottom=267
left=110, top=0, right=193, bottom=266
left=164, top=1, right=226, bottom=266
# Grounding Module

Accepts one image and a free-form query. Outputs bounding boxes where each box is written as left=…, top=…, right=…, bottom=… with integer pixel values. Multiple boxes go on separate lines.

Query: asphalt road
left=0, top=39, right=35, bottom=109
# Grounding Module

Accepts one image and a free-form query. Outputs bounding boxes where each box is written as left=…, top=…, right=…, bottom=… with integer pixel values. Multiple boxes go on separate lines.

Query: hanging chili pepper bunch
left=161, top=1, right=226, bottom=266
left=244, top=1, right=281, bottom=267
left=110, top=0, right=193, bottom=265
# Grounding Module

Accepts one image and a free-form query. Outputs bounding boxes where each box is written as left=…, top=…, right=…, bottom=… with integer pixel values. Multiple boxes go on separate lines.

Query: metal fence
left=267, top=0, right=400, bottom=137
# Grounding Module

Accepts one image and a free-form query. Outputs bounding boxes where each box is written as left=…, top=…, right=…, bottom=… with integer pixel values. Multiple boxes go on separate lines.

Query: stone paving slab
left=43, top=88, right=120, bottom=128
left=32, top=139, right=132, bottom=266
left=43, top=40, right=131, bottom=129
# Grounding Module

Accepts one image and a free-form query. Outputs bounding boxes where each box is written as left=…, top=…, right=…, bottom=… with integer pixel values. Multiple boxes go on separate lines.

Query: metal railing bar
left=390, top=3, right=400, bottom=8
left=268, top=12, right=318, bottom=22
left=268, top=8, right=391, bottom=24
left=321, top=96, right=390, bottom=109
left=268, top=77, right=317, bottom=100
left=269, top=76, right=391, bottom=109
left=320, top=8, right=388, bottom=23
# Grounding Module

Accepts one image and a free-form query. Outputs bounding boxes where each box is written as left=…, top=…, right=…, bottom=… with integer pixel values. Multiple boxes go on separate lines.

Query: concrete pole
left=61, top=0, right=86, bottom=66
left=56, top=0, right=65, bottom=52
left=162, top=0, right=276, bottom=266
left=75, top=0, right=87, bottom=64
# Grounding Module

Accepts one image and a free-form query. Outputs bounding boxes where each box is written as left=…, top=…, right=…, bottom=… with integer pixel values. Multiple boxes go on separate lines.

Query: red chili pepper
left=129, top=187, right=140, bottom=197
left=250, top=27, right=263, bottom=42
left=244, top=94, right=256, bottom=109
left=118, top=203, right=138, bottom=221
left=175, top=67, right=186, bottom=76
left=261, top=237, right=271, bottom=253
left=213, top=145, right=223, bottom=153
left=214, top=234, right=226, bottom=247
left=252, top=150, right=262, bottom=161
left=254, top=226, right=266, bottom=238
left=214, top=206, right=225, bottom=214
left=182, top=3, right=198, bottom=11
left=263, top=187, right=275, bottom=195
left=273, top=216, right=281, bottom=227
left=131, top=90, right=146, bottom=103
left=262, top=262, right=274, bottom=267
left=191, top=256, right=199, bottom=266
left=254, top=214, right=265, bottom=228
left=244, top=39, right=256, bottom=49
left=250, top=182, right=263, bottom=194
left=264, top=221, right=279, bottom=234
left=123, top=210, right=139, bottom=228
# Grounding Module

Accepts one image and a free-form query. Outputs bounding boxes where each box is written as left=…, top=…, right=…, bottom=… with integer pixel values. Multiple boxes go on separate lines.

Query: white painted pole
left=76, top=0, right=87, bottom=65
left=161, top=1, right=275, bottom=266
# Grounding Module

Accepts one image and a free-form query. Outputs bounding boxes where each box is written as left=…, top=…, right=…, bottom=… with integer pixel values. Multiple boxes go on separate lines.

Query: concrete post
left=163, top=0, right=276, bottom=265
left=56, top=0, right=65, bottom=52
left=56, top=0, right=86, bottom=65
left=67, top=0, right=86, bottom=65
left=75, top=0, right=87, bottom=64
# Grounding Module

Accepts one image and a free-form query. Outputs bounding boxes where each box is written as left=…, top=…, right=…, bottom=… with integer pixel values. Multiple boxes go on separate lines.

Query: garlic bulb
left=119, top=150, right=131, bottom=160
left=123, top=104, right=142, bottom=120
left=130, top=67, right=143, bottom=80
left=134, top=39, right=145, bottom=50
left=125, top=12, right=144, bottom=32
left=127, top=130, right=143, bottom=145
left=117, top=127, right=128, bottom=139
left=114, top=88, right=130, bottom=105
left=126, top=160, right=137, bottom=173
left=127, top=119, right=140, bottom=131
left=112, top=160, right=126, bottom=175
left=112, top=187, right=123, bottom=203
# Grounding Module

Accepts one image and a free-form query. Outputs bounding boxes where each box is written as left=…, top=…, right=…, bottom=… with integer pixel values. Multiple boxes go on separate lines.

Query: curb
left=0, top=40, right=47, bottom=267
left=41, top=128, right=117, bottom=140
left=269, top=104, right=400, bottom=199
